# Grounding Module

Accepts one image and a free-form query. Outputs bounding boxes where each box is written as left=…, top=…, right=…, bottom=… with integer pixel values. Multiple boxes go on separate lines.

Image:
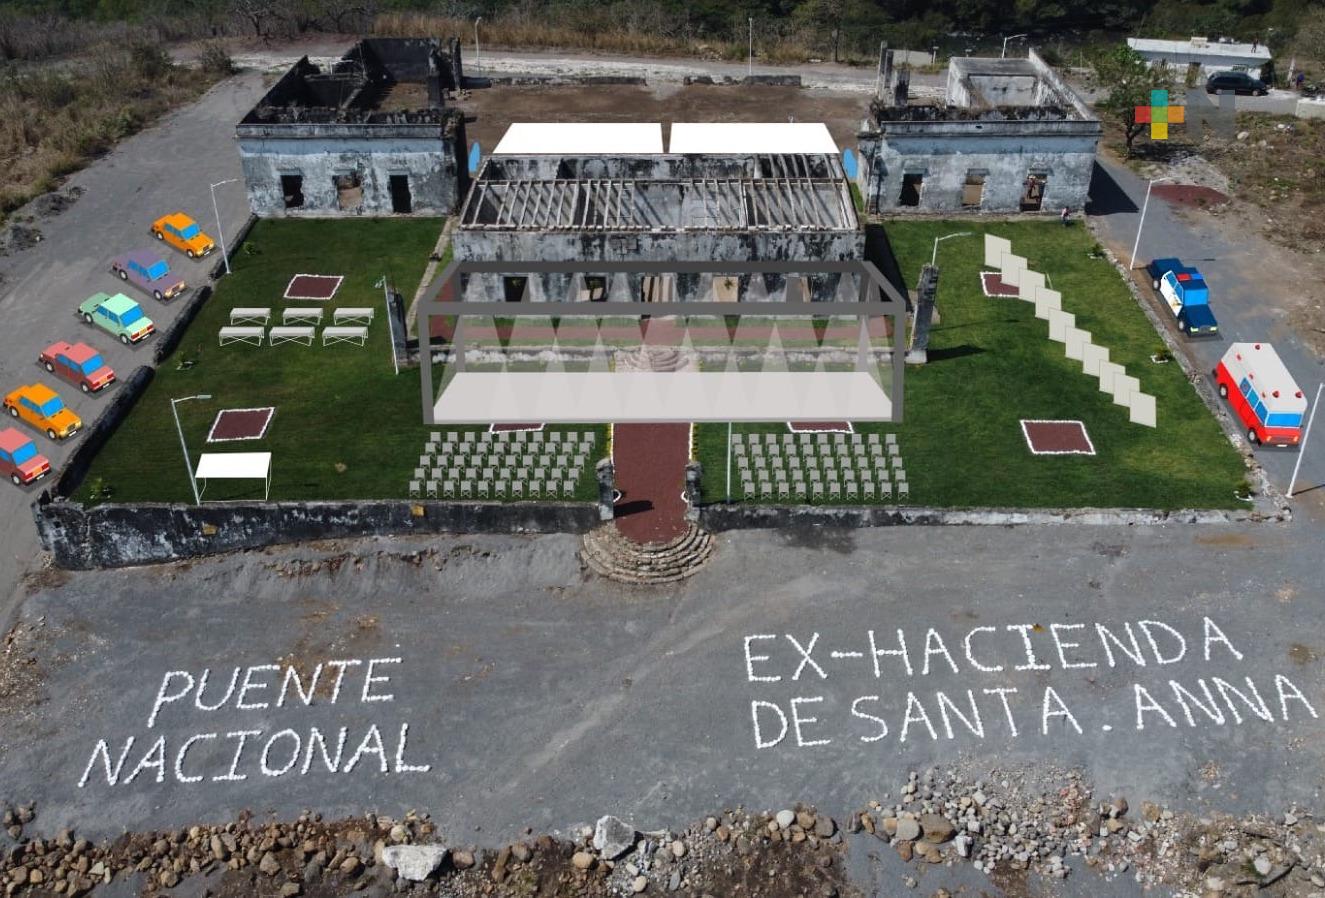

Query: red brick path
left=612, top=423, right=691, bottom=545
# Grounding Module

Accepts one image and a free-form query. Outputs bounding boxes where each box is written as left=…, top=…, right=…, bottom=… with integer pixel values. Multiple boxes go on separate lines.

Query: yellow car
left=150, top=212, right=216, bottom=259
left=4, top=384, right=81, bottom=441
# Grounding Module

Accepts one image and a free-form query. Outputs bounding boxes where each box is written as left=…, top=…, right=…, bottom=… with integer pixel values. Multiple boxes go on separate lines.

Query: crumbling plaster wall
left=452, top=229, right=865, bottom=303
left=239, top=133, right=463, bottom=216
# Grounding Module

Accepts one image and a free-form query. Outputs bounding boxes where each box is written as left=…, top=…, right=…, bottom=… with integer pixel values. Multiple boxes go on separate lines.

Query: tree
left=1091, top=44, right=1174, bottom=155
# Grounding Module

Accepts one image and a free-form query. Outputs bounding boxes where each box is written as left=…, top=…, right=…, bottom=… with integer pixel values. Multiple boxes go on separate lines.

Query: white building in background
left=1126, top=36, right=1272, bottom=80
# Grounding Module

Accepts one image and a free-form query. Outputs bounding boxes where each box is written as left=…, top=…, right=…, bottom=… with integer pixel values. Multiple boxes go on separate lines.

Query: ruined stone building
left=453, top=123, right=865, bottom=305
left=237, top=38, right=469, bottom=217
left=856, top=50, right=1101, bottom=214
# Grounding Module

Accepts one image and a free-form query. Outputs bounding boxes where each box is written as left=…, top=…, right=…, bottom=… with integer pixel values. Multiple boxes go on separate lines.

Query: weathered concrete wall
left=239, top=132, right=465, bottom=216
left=454, top=230, right=864, bottom=303
left=32, top=496, right=600, bottom=570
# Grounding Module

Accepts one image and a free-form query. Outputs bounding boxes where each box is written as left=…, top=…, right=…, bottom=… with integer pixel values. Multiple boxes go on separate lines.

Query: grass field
left=695, top=220, right=1248, bottom=510
left=74, top=218, right=605, bottom=505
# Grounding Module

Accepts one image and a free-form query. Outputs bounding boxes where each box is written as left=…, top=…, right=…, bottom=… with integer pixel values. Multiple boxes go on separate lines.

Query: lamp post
left=1001, top=33, right=1028, bottom=59
left=1128, top=176, right=1175, bottom=270
left=474, top=17, right=482, bottom=71
left=209, top=178, right=238, bottom=276
left=1287, top=382, right=1323, bottom=499
left=376, top=276, right=400, bottom=376
left=171, top=394, right=212, bottom=505
left=748, top=17, right=754, bottom=77
left=932, top=231, right=974, bottom=267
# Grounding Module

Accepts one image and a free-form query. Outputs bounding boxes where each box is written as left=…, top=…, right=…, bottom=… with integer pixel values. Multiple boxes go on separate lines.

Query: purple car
left=110, top=249, right=187, bottom=301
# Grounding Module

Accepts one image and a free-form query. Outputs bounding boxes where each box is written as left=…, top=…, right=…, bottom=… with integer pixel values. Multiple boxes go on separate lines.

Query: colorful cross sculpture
left=1134, top=89, right=1185, bottom=140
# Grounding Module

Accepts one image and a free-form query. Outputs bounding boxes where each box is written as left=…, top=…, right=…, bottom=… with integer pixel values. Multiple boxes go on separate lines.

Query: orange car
left=150, top=212, right=216, bottom=259
left=4, top=384, right=81, bottom=441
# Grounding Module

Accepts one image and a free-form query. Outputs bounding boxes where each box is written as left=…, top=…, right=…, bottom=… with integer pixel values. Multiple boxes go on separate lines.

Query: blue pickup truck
left=1147, top=257, right=1220, bottom=338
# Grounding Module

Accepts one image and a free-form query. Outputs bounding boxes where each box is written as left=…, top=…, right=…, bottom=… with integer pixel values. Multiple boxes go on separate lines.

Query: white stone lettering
left=1050, top=623, right=1097, bottom=670
left=936, top=690, right=984, bottom=740
left=922, top=629, right=960, bottom=676
left=751, top=701, right=788, bottom=748
left=260, top=729, right=302, bottom=777
left=1139, top=620, right=1187, bottom=665
left=1133, top=684, right=1178, bottom=730
left=79, top=738, right=135, bottom=788
left=342, top=724, right=388, bottom=774
left=963, top=627, right=1003, bottom=673
left=787, top=634, right=828, bottom=681
left=850, top=695, right=889, bottom=742
left=900, top=692, right=938, bottom=743
left=236, top=664, right=281, bottom=710
left=868, top=628, right=913, bottom=677
left=362, top=658, right=401, bottom=703
left=148, top=671, right=195, bottom=728
left=173, top=733, right=217, bottom=784
left=790, top=697, right=831, bottom=747
left=744, top=636, right=781, bottom=683
left=1007, top=624, right=1051, bottom=671
left=1040, top=686, right=1081, bottom=735
left=213, top=730, right=261, bottom=782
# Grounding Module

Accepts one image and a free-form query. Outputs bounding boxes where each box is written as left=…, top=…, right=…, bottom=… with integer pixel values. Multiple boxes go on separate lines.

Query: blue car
left=1147, top=257, right=1220, bottom=338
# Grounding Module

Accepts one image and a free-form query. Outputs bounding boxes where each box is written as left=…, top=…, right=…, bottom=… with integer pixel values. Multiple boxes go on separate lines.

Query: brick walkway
left=612, top=423, right=690, bottom=545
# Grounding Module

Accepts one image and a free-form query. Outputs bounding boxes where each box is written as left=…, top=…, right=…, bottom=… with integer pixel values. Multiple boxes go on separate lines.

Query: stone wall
left=32, top=496, right=600, bottom=569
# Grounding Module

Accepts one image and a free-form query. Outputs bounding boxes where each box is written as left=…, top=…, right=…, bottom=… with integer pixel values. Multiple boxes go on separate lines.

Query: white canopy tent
left=668, top=122, right=839, bottom=155
left=195, top=452, right=272, bottom=501
left=493, top=123, right=665, bottom=155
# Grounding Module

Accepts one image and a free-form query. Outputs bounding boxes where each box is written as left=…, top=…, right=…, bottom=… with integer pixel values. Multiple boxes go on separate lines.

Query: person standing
left=1060, top=206, right=1071, bottom=227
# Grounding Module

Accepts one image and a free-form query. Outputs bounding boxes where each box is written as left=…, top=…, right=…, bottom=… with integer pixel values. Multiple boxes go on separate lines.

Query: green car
left=77, top=292, right=156, bottom=345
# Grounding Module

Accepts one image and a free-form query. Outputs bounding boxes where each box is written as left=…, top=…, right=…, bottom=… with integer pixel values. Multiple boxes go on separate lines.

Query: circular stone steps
left=580, top=523, right=715, bottom=585
left=613, top=346, right=694, bottom=373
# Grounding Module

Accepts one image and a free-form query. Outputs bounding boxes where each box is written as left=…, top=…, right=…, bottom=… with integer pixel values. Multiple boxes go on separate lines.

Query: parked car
left=1206, top=71, right=1267, bottom=96
left=0, top=427, right=50, bottom=486
left=4, top=384, right=81, bottom=441
left=77, top=292, right=155, bottom=344
left=1146, top=257, right=1220, bottom=337
left=1213, top=343, right=1307, bottom=447
left=151, top=212, right=215, bottom=259
left=39, top=340, right=115, bottom=393
left=110, top=250, right=186, bottom=301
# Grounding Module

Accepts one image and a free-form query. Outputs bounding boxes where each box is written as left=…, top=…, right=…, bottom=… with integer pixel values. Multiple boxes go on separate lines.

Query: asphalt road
left=2, top=523, right=1322, bottom=897
left=1087, top=157, right=1325, bottom=504
left=0, top=73, right=264, bottom=600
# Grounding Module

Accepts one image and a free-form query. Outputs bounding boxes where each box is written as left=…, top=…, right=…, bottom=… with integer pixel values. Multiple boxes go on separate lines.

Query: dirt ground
left=455, top=82, right=870, bottom=152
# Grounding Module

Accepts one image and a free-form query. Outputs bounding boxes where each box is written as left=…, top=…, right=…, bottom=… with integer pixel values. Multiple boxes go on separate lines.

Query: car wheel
left=43, top=361, right=53, bottom=372
left=10, top=473, right=20, bottom=486
left=6, top=406, right=16, bottom=418
left=80, top=382, right=90, bottom=394
left=118, top=269, right=128, bottom=281
left=82, top=312, right=93, bottom=324
left=155, top=230, right=164, bottom=241
left=1247, top=427, right=1260, bottom=445
left=45, top=428, right=56, bottom=440
left=1218, top=383, right=1228, bottom=398
left=119, top=334, right=130, bottom=345
left=153, top=289, right=163, bottom=301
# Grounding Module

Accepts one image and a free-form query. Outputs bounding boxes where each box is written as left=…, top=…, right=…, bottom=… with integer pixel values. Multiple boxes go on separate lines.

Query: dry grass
left=0, top=43, right=221, bottom=222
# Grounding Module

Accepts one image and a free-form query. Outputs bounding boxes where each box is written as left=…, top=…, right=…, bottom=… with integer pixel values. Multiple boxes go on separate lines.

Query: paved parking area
left=1, top=520, right=1321, bottom=898
left=0, top=72, right=265, bottom=599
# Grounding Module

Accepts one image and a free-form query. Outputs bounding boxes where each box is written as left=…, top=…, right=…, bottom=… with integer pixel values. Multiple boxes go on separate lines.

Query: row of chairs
left=735, top=440, right=899, bottom=461
left=409, top=478, right=579, bottom=500
left=741, top=477, right=910, bottom=501
left=733, top=431, right=897, bottom=448
left=421, top=449, right=589, bottom=471
left=432, top=430, right=595, bottom=447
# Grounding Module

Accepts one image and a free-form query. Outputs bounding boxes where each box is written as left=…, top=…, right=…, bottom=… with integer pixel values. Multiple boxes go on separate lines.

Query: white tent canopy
left=668, top=122, right=839, bottom=155
left=195, top=452, right=272, bottom=500
left=493, top=123, right=665, bottom=155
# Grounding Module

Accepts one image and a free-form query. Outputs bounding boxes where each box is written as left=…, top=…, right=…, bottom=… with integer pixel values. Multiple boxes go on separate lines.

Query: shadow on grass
left=926, top=344, right=985, bottom=363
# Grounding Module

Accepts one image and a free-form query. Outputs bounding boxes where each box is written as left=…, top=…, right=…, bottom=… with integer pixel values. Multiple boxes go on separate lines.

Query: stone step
left=580, top=523, right=715, bottom=585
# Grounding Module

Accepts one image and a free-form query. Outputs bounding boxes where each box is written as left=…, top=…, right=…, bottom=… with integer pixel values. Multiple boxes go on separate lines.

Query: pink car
left=39, top=341, right=116, bottom=393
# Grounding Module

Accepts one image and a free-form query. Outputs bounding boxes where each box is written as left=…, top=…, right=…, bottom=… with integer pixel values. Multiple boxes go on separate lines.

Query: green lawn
left=696, top=220, right=1248, bottom=510
left=74, top=218, right=605, bottom=505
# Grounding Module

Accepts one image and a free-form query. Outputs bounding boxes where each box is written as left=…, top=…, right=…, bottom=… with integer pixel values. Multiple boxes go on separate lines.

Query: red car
left=0, top=427, right=51, bottom=486
left=39, top=341, right=115, bottom=393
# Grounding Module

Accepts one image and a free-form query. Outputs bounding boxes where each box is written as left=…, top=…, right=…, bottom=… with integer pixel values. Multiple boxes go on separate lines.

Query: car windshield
left=80, top=355, right=105, bottom=374
left=181, top=223, right=200, bottom=239
left=11, top=442, right=36, bottom=464
left=119, top=306, right=143, bottom=325
left=39, top=397, right=64, bottom=416
left=147, top=261, right=169, bottom=279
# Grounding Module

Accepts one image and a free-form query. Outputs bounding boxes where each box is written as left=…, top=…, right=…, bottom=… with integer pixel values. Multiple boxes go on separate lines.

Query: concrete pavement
left=0, top=72, right=264, bottom=601
left=1086, top=156, right=1325, bottom=506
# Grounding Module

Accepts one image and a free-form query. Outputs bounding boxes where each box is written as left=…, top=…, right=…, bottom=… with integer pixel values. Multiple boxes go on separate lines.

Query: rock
left=715, top=825, right=731, bottom=843
left=1253, top=857, right=1273, bottom=877
left=571, top=851, right=595, bottom=870
left=259, top=852, right=282, bottom=876
left=846, top=815, right=861, bottom=835
left=339, top=856, right=362, bottom=876
left=668, top=869, right=681, bottom=891
left=1109, top=797, right=1129, bottom=819
left=159, top=869, right=179, bottom=888
left=593, top=815, right=637, bottom=860
left=919, top=815, right=956, bottom=844
left=815, top=816, right=836, bottom=838
left=704, top=817, right=718, bottom=832
left=670, top=840, right=686, bottom=858
left=280, top=884, right=302, bottom=898
left=632, top=874, right=649, bottom=892
left=896, top=841, right=913, bottom=862
left=451, top=850, right=475, bottom=870
left=775, top=810, right=796, bottom=830
left=381, top=845, right=448, bottom=882
left=953, top=834, right=972, bottom=858
left=895, top=817, right=921, bottom=842
left=922, top=844, right=943, bottom=863
left=389, top=824, right=408, bottom=844
left=796, top=811, right=815, bottom=830
left=511, top=842, right=531, bottom=863
left=1141, top=802, right=1161, bottom=823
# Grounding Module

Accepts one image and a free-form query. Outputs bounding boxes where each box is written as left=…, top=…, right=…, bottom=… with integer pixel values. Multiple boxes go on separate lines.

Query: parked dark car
left=1206, top=71, right=1267, bottom=96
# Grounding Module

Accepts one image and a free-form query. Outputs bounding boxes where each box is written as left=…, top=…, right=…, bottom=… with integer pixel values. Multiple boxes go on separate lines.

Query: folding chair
left=413, top=468, right=426, bottom=481
left=409, top=481, right=421, bottom=498
left=764, top=433, right=777, bottom=445
left=760, top=481, right=774, bottom=499
left=782, top=434, right=794, bottom=446
left=563, top=480, right=574, bottom=496
left=794, top=481, right=808, bottom=500
left=527, top=481, right=540, bottom=498
left=546, top=480, right=558, bottom=497
left=514, top=431, right=527, bottom=443
left=846, top=481, right=859, bottom=499
left=812, top=481, right=824, bottom=500
left=444, top=480, right=457, bottom=498
left=879, top=479, right=893, bottom=499
left=734, top=443, right=746, bottom=456
left=446, top=432, right=458, bottom=444
left=850, top=433, right=862, bottom=445
left=829, top=481, right=842, bottom=500
left=550, top=432, right=562, bottom=444
left=426, top=480, right=440, bottom=498
left=462, top=432, right=475, bottom=444
left=885, top=433, right=898, bottom=446
left=495, top=480, right=508, bottom=497
left=419, top=454, right=432, bottom=468
left=775, top=469, right=787, bottom=482
left=792, top=468, right=804, bottom=482
left=891, top=455, right=904, bottom=470
left=743, top=479, right=756, bottom=499
left=897, top=480, right=910, bottom=499
left=511, top=482, right=523, bottom=498
left=530, top=432, right=544, bottom=444
left=868, top=433, right=880, bottom=445
left=797, top=433, right=812, bottom=447
left=460, top=480, right=473, bottom=497
left=816, top=434, right=829, bottom=447
left=863, top=480, right=876, bottom=500
left=430, top=432, right=441, bottom=443
left=568, top=466, right=581, bottom=480
left=833, top=433, right=846, bottom=445
left=477, top=481, right=490, bottom=498
left=778, top=482, right=790, bottom=499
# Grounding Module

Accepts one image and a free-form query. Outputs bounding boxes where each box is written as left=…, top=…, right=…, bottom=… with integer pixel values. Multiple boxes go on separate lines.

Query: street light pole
left=1128, top=177, right=1174, bottom=270
left=376, top=276, right=400, bottom=376
left=748, top=18, right=754, bottom=77
left=474, top=17, right=482, bottom=71
left=1001, top=33, right=1028, bottom=59
left=171, top=394, right=212, bottom=505
left=209, top=178, right=238, bottom=276
left=932, top=231, right=974, bottom=267
left=1287, top=382, right=1323, bottom=499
